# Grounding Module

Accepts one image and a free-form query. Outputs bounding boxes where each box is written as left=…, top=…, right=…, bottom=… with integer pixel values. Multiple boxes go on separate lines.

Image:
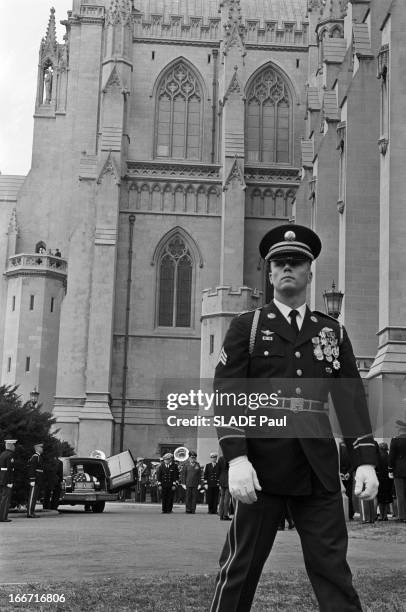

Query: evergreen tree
left=0, top=385, right=74, bottom=507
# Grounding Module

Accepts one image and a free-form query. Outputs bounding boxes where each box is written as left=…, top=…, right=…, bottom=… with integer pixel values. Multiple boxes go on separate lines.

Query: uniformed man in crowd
left=43, top=454, right=63, bottom=510
left=156, top=453, right=179, bottom=513
left=0, top=439, right=17, bottom=522
left=135, top=457, right=149, bottom=503
left=210, top=224, right=379, bottom=612
left=389, top=419, right=406, bottom=522
left=203, top=452, right=220, bottom=514
left=27, top=442, right=45, bottom=518
left=215, top=454, right=231, bottom=521
left=181, top=451, right=202, bottom=514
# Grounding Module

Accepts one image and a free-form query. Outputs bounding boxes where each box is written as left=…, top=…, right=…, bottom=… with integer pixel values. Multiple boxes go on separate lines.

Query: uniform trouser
left=185, top=487, right=198, bottom=512
left=207, top=487, right=220, bottom=513
left=218, top=486, right=231, bottom=518
left=394, top=477, right=406, bottom=520
left=342, top=476, right=354, bottom=519
left=27, top=483, right=40, bottom=516
left=210, top=484, right=362, bottom=612
left=360, top=498, right=376, bottom=523
left=135, top=484, right=147, bottom=503
left=0, top=485, right=12, bottom=521
left=161, top=486, right=174, bottom=513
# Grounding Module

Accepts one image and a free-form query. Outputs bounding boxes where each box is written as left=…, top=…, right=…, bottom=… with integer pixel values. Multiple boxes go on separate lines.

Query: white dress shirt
left=273, top=299, right=307, bottom=331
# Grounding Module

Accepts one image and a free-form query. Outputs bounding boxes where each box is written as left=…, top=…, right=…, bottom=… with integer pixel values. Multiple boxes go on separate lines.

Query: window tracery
left=157, top=234, right=193, bottom=327
left=246, top=67, right=291, bottom=164
left=155, top=60, right=203, bottom=160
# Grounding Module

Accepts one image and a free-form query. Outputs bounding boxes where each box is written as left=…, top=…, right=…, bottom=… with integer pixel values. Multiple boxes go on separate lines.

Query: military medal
left=267, top=313, right=276, bottom=319
left=312, top=327, right=340, bottom=368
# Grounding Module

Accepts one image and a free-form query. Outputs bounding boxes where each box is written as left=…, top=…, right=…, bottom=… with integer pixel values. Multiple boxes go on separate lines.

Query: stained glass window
left=246, top=67, right=291, bottom=164
left=158, top=235, right=193, bottom=327
left=156, top=61, right=202, bottom=160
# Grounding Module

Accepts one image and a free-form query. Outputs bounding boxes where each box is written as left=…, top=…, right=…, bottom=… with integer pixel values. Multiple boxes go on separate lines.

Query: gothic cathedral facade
left=1, top=0, right=405, bottom=458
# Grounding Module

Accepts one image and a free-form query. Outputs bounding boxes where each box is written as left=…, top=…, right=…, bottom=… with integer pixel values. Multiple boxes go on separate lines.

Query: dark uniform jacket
left=136, top=464, right=150, bottom=484
left=204, top=463, right=219, bottom=488
left=389, top=435, right=406, bottom=478
left=214, top=301, right=376, bottom=495
left=0, top=450, right=15, bottom=486
left=27, top=453, right=45, bottom=486
left=156, top=462, right=179, bottom=487
left=181, top=461, right=202, bottom=487
left=215, top=456, right=229, bottom=488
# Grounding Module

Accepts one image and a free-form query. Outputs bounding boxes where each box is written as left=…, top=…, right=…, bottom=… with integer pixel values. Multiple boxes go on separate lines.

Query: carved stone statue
left=44, top=67, right=53, bottom=103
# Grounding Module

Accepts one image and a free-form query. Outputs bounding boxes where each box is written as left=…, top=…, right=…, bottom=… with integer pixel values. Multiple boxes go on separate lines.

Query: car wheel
left=92, top=501, right=105, bottom=513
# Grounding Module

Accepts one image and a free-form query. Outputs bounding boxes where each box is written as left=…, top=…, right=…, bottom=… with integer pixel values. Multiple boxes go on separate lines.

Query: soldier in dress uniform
left=204, top=452, right=220, bottom=514
left=389, top=419, right=406, bottom=522
left=181, top=451, right=202, bottom=514
left=27, top=442, right=45, bottom=518
left=0, top=439, right=17, bottom=522
left=135, top=457, right=150, bottom=503
left=156, top=453, right=179, bottom=514
left=210, top=224, right=379, bottom=612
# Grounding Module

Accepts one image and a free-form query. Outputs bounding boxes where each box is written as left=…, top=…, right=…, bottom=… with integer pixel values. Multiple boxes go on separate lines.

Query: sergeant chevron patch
left=219, top=347, right=228, bottom=365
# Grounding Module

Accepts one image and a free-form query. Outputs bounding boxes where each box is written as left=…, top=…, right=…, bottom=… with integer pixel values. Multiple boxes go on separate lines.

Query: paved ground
left=1, top=503, right=405, bottom=584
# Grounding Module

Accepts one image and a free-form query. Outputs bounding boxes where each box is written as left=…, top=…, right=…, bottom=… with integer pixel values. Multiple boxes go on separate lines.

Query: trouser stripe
left=210, top=499, right=239, bottom=612
left=27, top=485, right=36, bottom=515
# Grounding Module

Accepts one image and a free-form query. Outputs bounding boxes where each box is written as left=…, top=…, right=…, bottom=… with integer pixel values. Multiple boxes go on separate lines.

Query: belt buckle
left=290, top=398, right=304, bottom=413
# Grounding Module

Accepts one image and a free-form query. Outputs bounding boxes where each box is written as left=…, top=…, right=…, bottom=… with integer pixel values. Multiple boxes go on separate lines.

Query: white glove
left=181, top=484, right=186, bottom=490
left=389, top=472, right=394, bottom=480
left=229, top=456, right=262, bottom=504
left=354, top=465, right=379, bottom=500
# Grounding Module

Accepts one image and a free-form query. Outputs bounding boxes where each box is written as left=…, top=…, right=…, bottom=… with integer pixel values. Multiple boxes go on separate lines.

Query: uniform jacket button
left=264, top=351, right=269, bottom=356
left=295, top=387, right=302, bottom=395
left=296, top=369, right=303, bottom=377
left=295, top=351, right=301, bottom=358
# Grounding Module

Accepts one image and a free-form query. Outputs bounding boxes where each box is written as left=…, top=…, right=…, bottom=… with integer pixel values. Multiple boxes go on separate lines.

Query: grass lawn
left=1, top=521, right=404, bottom=611
left=0, top=569, right=404, bottom=611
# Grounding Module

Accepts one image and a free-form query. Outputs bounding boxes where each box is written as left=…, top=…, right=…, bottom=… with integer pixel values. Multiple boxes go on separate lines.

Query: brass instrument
left=173, top=446, right=190, bottom=462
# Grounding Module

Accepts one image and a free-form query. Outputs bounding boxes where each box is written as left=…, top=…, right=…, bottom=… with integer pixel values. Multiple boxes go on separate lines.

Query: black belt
left=270, top=397, right=328, bottom=414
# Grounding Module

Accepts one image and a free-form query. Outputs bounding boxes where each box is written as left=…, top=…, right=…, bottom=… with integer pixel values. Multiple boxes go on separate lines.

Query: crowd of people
left=1, top=433, right=405, bottom=524
left=340, top=421, right=406, bottom=524
left=0, top=440, right=64, bottom=521
left=134, top=451, right=232, bottom=518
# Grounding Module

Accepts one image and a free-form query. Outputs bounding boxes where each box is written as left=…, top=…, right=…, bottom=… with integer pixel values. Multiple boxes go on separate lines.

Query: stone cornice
left=132, top=37, right=308, bottom=51
left=244, top=165, right=301, bottom=185
left=126, top=160, right=221, bottom=182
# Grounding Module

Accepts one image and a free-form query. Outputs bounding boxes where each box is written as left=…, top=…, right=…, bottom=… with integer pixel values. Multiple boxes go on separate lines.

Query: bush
left=0, top=385, right=74, bottom=506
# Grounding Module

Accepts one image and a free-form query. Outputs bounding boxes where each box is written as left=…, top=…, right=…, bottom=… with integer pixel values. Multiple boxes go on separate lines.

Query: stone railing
left=6, top=253, right=68, bottom=277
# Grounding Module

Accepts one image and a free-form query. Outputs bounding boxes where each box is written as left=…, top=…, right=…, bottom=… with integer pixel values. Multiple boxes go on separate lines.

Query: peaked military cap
left=4, top=439, right=17, bottom=444
left=163, top=452, right=173, bottom=460
left=189, top=451, right=197, bottom=458
left=259, top=224, right=322, bottom=261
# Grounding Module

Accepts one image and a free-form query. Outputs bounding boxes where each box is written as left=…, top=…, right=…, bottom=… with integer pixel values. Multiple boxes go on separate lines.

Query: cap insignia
left=284, top=230, right=296, bottom=241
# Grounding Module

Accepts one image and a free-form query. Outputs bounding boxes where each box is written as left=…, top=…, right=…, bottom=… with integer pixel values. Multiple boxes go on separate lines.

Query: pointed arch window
left=158, top=235, right=193, bottom=327
left=246, top=67, right=292, bottom=164
left=155, top=60, right=202, bottom=160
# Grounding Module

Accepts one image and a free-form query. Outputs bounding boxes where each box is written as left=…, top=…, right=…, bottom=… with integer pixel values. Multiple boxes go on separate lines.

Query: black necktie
left=289, top=309, right=300, bottom=336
